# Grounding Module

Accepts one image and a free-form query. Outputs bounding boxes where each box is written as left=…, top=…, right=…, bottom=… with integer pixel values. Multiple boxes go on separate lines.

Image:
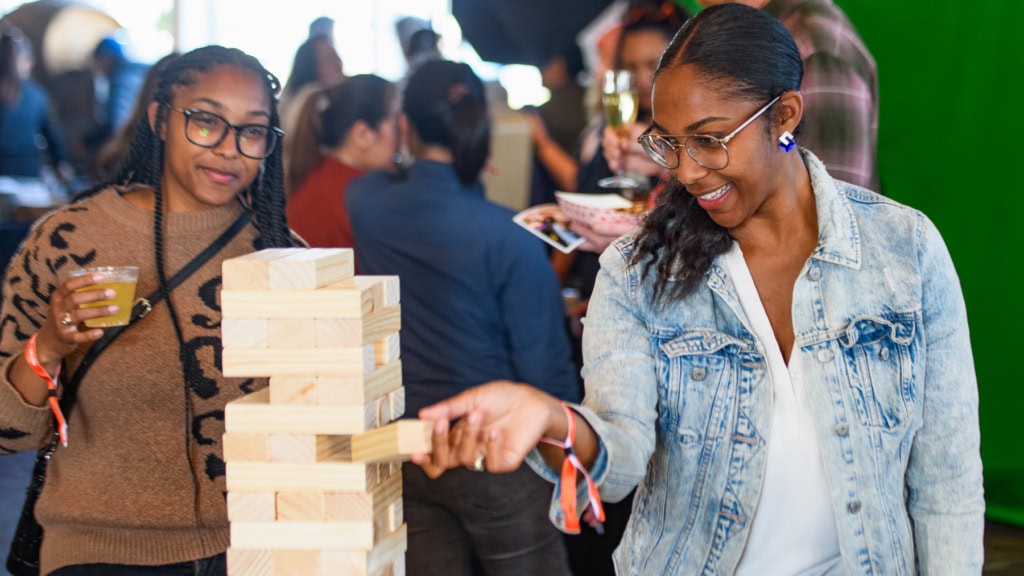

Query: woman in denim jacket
left=413, top=4, right=984, bottom=575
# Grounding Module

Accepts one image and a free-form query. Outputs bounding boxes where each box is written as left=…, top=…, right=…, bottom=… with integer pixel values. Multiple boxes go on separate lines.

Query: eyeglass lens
left=185, top=111, right=276, bottom=159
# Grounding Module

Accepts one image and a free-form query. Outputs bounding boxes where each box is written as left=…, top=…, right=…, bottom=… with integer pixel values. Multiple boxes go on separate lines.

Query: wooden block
left=267, top=318, right=316, bottom=349
left=389, top=388, right=405, bottom=420
left=223, top=346, right=375, bottom=378
left=268, top=434, right=315, bottom=463
left=227, top=461, right=376, bottom=493
left=268, top=248, right=354, bottom=290
left=226, top=388, right=386, bottom=435
left=222, top=248, right=303, bottom=290
left=374, top=333, right=400, bottom=366
left=389, top=499, right=403, bottom=533
left=223, top=433, right=269, bottom=462
left=320, top=524, right=407, bottom=576
left=268, top=376, right=317, bottom=405
left=271, top=550, right=319, bottom=576
left=222, top=318, right=268, bottom=349
left=227, top=492, right=276, bottom=522
left=356, top=276, right=400, bottom=307
left=322, top=468, right=402, bottom=524
left=315, top=306, right=400, bottom=348
left=350, top=420, right=434, bottom=463
left=316, top=361, right=403, bottom=407
left=267, top=433, right=352, bottom=463
left=230, top=521, right=374, bottom=550
left=222, top=279, right=374, bottom=319
left=227, top=547, right=273, bottom=576
left=276, top=491, right=325, bottom=522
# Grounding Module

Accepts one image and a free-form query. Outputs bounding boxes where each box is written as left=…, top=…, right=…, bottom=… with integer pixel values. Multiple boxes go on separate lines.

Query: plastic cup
left=65, top=266, right=139, bottom=328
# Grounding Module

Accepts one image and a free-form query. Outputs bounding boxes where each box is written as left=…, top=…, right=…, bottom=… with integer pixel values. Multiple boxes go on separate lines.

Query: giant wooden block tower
left=220, top=248, right=431, bottom=576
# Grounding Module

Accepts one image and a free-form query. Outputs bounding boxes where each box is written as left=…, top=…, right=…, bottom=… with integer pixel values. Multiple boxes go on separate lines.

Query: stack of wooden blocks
left=220, top=248, right=431, bottom=576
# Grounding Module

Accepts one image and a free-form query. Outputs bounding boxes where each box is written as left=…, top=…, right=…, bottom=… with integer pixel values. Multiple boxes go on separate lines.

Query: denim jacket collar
left=803, top=148, right=862, bottom=270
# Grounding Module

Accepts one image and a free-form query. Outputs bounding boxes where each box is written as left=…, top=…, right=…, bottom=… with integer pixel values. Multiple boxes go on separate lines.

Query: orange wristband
left=544, top=403, right=606, bottom=534
left=24, top=334, right=68, bottom=447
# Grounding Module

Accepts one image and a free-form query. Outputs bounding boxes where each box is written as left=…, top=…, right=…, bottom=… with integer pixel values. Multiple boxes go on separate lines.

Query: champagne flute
left=598, top=69, right=641, bottom=189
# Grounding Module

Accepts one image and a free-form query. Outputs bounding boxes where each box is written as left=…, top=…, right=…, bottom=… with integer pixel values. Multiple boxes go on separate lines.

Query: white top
left=725, top=243, right=843, bottom=576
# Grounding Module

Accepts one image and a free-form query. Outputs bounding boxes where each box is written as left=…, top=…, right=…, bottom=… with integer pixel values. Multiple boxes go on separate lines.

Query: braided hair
left=81, top=46, right=295, bottom=529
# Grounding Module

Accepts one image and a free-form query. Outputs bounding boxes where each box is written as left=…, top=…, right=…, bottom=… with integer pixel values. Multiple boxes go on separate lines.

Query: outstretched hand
left=410, top=381, right=565, bottom=478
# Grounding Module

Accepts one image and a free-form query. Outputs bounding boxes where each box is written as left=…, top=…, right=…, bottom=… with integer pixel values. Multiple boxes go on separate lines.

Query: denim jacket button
left=807, top=266, right=822, bottom=281
left=879, top=348, right=891, bottom=361
left=817, top=348, right=834, bottom=363
left=836, top=423, right=850, bottom=436
left=691, top=367, right=708, bottom=381
left=847, top=500, right=862, bottom=514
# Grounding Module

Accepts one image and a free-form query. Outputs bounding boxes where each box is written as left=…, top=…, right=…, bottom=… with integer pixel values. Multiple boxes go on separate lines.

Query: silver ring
left=60, top=312, right=73, bottom=326
left=471, top=451, right=486, bottom=472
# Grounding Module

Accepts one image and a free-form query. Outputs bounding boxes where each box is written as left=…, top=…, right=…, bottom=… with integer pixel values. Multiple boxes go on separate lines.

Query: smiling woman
left=0, top=45, right=298, bottom=576
left=410, top=5, right=984, bottom=576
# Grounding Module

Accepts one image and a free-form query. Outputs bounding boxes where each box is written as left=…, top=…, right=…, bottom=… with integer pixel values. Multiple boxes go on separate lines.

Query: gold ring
left=471, top=451, right=486, bottom=472
left=60, top=312, right=73, bottom=326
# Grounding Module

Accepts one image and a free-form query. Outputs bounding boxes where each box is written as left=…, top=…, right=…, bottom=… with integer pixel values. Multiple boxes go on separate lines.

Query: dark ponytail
left=403, top=60, right=489, bottom=187
left=0, top=25, right=27, bottom=106
left=632, top=3, right=803, bottom=303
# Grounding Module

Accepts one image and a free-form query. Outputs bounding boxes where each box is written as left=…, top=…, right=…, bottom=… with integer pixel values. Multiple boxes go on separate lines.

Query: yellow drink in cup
left=66, top=266, right=139, bottom=328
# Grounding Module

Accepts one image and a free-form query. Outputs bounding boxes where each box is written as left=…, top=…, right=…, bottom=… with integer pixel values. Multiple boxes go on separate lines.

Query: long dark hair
left=287, top=74, right=394, bottom=192
left=0, top=25, right=27, bottom=107
left=403, top=60, right=489, bottom=187
left=631, top=3, right=803, bottom=303
left=283, top=36, right=335, bottom=99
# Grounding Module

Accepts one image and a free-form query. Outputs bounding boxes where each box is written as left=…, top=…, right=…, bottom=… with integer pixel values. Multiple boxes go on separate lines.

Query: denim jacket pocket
left=837, top=312, right=919, bottom=430
left=656, top=329, right=748, bottom=437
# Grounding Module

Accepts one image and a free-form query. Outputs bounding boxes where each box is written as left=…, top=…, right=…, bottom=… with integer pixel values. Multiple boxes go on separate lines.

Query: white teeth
left=699, top=183, right=731, bottom=201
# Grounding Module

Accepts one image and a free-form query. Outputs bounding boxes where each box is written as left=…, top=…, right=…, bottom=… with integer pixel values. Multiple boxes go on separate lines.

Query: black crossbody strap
left=57, top=209, right=252, bottom=414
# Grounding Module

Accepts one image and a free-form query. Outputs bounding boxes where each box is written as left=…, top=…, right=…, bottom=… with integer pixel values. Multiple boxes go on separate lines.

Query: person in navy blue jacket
left=347, top=60, right=577, bottom=576
left=0, top=26, right=70, bottom=180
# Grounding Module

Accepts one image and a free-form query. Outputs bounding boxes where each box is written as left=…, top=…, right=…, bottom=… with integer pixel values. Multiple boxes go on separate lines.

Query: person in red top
left=286, top=74, right=399, bottom=248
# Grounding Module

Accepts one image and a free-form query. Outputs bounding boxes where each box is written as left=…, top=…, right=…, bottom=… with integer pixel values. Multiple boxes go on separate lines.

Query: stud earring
left=778, top=131, right=796, bottom=152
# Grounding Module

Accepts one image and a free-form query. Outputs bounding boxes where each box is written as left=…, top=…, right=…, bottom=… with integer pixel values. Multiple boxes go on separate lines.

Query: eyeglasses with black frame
left=638, top=95, right=781, bottom=171
left=165, top=106, right=284, bottom=160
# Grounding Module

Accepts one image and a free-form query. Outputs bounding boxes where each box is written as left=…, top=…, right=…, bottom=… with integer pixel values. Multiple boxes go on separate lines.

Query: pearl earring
left=778, top=131, right=796, bottom=152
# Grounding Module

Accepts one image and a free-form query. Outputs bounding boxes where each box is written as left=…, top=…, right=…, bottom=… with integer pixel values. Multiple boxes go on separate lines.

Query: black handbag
left=6, top=210, right=250, bottom=576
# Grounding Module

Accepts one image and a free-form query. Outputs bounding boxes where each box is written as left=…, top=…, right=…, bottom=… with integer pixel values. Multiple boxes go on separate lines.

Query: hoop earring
left=778, top=131, right=796, bottom=152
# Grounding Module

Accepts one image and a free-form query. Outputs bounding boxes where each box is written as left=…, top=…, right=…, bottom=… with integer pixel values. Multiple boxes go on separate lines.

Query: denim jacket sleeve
left=908, top=213, right=985, bottom=574
left=573, top=240, right=659, bottom=502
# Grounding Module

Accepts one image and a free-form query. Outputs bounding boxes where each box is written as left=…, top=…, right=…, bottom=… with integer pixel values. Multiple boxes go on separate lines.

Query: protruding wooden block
left=374, top=333, right=400, bottom=366
left=222, top=249, right=302, bottom=291
left=223, top=433, right=270, bottom=462
left=222, top=344, right=376, bottom=378
left=267, top=318, right=316, bottom=349
left=268, top=248, right=354, bottom=291
left=227, top=547, right=273, bottom=576
left=227, top=461, right=377, bottom=493
left=226, top=387, right=389, bottom=435
left=315, top=306, right=400, bottom=348
left=227, top=491, right=276, bottom=522
left=351, top=419, right=434, bottom=463
left=222, top=279, right=374, bottom=319
left=266, top=433, right=352, bottom=463
left=356, top=276, right=400, bottom=307
left=315, top=361, right=402, bottom=407
left=222, top=318, right=269, bottom=349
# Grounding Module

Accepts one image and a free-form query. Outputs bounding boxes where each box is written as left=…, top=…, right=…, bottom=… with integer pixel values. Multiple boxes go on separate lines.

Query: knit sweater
left=0, top=187, right=267, bottom=573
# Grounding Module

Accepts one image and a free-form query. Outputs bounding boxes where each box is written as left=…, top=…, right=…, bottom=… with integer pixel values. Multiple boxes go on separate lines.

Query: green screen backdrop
left=676, top=0, right=1024, bottom=525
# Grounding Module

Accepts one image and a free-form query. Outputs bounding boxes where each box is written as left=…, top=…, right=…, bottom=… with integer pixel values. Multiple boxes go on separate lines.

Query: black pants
left=403, top=462, right=571, bottom=576
left=48, top=553, right=225, bottom=576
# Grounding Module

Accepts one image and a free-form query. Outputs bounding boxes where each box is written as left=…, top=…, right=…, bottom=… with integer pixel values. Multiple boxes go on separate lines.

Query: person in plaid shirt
left=699, top=0, right=879, bottom=191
